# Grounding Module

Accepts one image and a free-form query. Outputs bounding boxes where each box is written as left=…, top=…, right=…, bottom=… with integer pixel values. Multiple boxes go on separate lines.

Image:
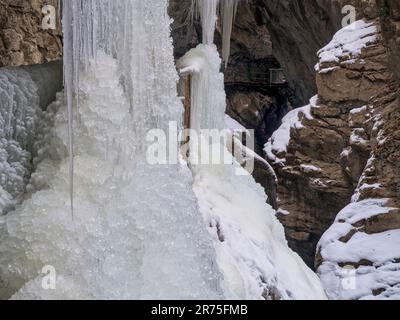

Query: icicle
left=192, top=0, right=219, bottom=45
left=62, top=0, right=75, bottom=217
left=0, top=0, right=226, bottom=300
left=62, top=0, right=99, bottom=217
left=220, top=0, right=240, bottom=67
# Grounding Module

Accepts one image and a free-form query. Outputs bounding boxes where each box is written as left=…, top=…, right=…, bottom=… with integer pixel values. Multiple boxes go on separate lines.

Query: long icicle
left=220, top=0, right=240, bottom=67
left=62, top=0, right=74, bottom=218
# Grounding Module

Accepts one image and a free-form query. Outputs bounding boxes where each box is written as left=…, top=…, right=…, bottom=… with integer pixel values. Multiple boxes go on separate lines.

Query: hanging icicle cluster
left=191, top=0, right=240, bottom=67
left=220, top=0, right=240, bottom=67
left=62, top=0, right=111, bottom=215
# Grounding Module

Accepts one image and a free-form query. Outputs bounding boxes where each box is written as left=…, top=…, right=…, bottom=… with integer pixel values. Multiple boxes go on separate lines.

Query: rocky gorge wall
left=261, top=0, right=400, bottom=274
left=263, top=1, right=400, bottom=299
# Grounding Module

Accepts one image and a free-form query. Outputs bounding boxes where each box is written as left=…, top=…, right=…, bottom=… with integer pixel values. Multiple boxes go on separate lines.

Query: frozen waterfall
left=0, top=0, right=224, bottom=300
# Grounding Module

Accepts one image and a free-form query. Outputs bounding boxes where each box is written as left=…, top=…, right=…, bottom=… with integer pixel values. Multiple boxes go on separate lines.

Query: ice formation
left=0, top=68, right=42, bottom=214
left=178, top=3, right=326, bottom=299
left=191, top=0, right=239, bottom=67
left=220, top=0, right=240, bottom=67
left=178, top=44, right=226, bottom=132
left=0, top=0, right=225, bottom=300
left=192, top=0, right=219, bottom=45
left=0, top=0, right=327, bottom=300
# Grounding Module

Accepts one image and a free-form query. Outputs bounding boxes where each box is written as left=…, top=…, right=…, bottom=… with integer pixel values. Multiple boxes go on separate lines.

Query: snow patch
left=318, top=199, right=399, bottom=300
left=316, top=20, right=377, bottom=71
left=264, top=97, right=315, bottom=164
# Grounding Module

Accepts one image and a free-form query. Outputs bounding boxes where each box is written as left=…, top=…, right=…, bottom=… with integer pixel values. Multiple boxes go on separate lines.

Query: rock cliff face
left=377, top=0, right=400, bottom=79
left=258, top=0, right=400, bottom=272
left=0, top=0, right=62, bottom=67
left=254, top=0, right=381, bottom=105
left=266, top=14, right=400, bottom=298
left=315, top=20, right=400, bottom=299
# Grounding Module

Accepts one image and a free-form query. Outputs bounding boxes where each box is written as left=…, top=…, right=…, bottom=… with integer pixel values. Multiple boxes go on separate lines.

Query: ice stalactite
left=0, top=0, right=225, bottom=300
left=220, top=0, right=240, bottom=67
left=191, top=0, right=239, bottom=66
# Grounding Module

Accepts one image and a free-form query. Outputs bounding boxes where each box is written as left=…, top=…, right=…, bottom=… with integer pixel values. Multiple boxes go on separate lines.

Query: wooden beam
left=183, top=75, right=191, bottom=130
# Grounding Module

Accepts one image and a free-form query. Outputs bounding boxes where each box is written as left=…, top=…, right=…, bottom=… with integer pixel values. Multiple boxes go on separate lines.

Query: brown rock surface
left=0, top=0, right=62, bottom=67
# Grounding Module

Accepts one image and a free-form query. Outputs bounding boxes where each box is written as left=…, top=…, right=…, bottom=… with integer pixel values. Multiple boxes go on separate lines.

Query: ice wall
left=0, top=68, right=39, bottom=214
left=0, top=62, right=62, bottom=215
left=0, top=0, right=224, bottom=300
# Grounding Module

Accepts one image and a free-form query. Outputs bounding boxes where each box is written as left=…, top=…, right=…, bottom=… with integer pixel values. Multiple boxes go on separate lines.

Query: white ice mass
left=0, top=0, right=224, bottom=300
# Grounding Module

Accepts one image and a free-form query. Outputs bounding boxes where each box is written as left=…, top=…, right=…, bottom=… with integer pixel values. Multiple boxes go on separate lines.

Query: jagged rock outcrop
left=316, top=21, right=400, bottom=298
left=0, top=0, right=62, bottom=67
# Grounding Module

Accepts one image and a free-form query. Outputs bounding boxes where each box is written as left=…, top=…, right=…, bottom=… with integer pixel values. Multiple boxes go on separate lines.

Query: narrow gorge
left=0, top=0, right=399, bottom=301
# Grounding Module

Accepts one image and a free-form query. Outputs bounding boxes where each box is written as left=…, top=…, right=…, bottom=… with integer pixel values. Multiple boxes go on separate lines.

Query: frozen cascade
left=0, top=0, right=225, bottom=299
left=0, top=68, right=44, bottom=214
left=180, top=2, right=327, bottom=300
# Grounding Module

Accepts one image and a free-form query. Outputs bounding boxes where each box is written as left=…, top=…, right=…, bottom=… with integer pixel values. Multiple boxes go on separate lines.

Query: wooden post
left=183, top=75, right=191, bottom=130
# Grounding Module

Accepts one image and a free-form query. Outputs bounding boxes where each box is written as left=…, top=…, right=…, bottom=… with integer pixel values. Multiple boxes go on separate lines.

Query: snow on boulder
left=317, top=199, right=400, bottom=300
left=316, top=20, right=378, bottom=72
left=264, top=96, right=316, bottom=164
